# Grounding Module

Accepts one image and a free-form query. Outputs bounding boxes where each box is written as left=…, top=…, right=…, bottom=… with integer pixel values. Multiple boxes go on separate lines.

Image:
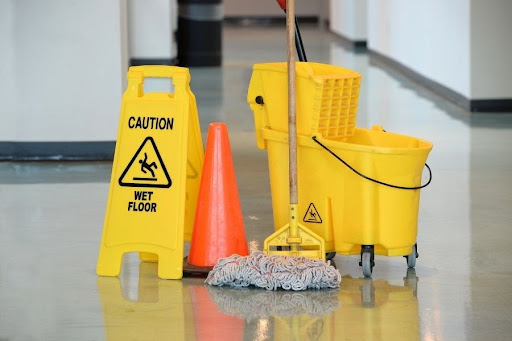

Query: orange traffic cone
left=184, top=123, right=249, bottom=275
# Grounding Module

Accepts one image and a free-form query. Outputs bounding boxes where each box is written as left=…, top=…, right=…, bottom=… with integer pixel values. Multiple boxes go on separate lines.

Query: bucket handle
left=312, top=136, right=432, bottom=190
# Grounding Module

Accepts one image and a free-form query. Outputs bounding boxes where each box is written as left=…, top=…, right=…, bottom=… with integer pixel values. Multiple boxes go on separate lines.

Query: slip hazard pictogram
left=303, top=203, right=322, bottom=223
left=118, top=136, right=172, bottom=188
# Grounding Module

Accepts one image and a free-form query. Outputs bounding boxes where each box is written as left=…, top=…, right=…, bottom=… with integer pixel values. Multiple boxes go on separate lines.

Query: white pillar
left=0, top=0, right=128, bottom=143
left=329, top=0, right=367, bottom=42
left=470, top=0, right=512, bottom=99
left=127, top=0, right=177, bottom=65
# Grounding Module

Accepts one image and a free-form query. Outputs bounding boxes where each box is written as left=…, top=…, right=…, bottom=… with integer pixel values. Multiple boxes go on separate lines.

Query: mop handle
left=287, top=0, right=298, bottom=205
left=275, top=0, right=308, bottom=62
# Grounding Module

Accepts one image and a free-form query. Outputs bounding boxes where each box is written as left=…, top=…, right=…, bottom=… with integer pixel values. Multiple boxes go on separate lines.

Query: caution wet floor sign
left=97, top=66, right=203, bottom=279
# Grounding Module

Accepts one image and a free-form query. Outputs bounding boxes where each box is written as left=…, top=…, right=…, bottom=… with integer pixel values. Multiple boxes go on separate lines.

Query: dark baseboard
left=469, top=99, right=512, bottom=113
left=130, top=58, right=177, bottom=67
left=368, top=49, right=512, bottom=113
left=353, top=40, right=367, bottom=48
left=0, top=141, right=115, bottom=161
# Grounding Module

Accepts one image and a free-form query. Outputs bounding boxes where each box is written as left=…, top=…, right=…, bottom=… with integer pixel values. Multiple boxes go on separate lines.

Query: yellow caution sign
left=139, top=71, right=203, bottom=263
left=97, top=66, right=202, bottom=279
left=183, top=88, right=204, bottom=242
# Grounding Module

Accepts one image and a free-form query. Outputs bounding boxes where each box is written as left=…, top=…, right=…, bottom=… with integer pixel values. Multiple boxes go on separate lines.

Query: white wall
left=128, top=0, right=176, bottom=61
left=363, top=0, right=512, bottom=100
left=367, top=0, right=471, bottom=98
left=471, top=0, right=512, bottom=99
left=329, top=0, right=367, bottom=41
left=0, top=0, right=17, bottom=141
left=0, top=0, right=128, bottom=142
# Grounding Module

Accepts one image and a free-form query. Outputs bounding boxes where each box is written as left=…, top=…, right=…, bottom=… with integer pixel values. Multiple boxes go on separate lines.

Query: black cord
left=295, top=17, right=307, bottom=62
left=312, top=136, right=432, bottom=190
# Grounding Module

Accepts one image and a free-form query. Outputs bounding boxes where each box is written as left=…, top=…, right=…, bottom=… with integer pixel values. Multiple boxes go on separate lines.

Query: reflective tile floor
left=1, top=24, right=512, bottom=340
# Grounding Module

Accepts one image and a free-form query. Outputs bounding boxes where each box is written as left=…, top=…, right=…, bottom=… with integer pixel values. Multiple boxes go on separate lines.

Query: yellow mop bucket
left=259, top=126, right=432, bottom=275
left=248, top=61, right=432, bottom=276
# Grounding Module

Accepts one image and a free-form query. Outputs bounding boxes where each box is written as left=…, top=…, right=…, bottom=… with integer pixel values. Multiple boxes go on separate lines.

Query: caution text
left=128, top=190, right=157, bottom=212
left=128, top=116, right=174, bottom=130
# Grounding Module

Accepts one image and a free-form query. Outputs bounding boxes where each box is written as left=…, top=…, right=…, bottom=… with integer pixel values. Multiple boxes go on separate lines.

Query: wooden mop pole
left=287, top=0, right=300, bottom=250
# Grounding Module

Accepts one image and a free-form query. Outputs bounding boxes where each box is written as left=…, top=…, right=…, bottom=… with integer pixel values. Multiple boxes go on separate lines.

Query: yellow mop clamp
left=97, top=66, right=202, bottom=279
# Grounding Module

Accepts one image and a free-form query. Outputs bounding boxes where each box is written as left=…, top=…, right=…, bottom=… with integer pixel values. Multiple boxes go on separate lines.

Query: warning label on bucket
left=303, top=203, right=322, bottom=223
left=118, top=136, right=172, bottom=188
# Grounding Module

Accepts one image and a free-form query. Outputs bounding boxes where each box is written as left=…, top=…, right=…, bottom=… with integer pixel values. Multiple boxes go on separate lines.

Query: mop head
left=205, top=251, right=341, bottom=291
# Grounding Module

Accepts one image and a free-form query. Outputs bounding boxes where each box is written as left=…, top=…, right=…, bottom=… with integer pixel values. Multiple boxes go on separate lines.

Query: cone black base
left=183, top=257, right=213, bottom=277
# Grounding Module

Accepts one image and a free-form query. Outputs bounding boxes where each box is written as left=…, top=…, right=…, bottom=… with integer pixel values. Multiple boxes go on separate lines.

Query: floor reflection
left=97, top=262, right=187, bottom=340
left=203, top=285, right=339, bottom=340
left=188, top=285, right=245, bottom=340
left=97, top=257, right=420, bottom=340
left=205, top=270, right=420, bottom=340
left=334, top=271, right=420, bottom=340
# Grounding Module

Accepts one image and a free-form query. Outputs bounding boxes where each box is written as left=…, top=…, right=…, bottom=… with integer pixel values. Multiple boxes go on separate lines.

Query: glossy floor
left=1, top=25, right=512, bottom=340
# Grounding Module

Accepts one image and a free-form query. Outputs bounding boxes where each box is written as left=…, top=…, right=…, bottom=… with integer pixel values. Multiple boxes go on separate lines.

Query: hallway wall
left=330, top=0, right=512, bottom=104
left=470, top=0, right=512, bottom=99
left=0, top=0, right=128, bottom=143
left=329, top=0, right=367, bottom=42
left=367, top=0, right=471, bottom=98
left=127, top=0, right=176, bottom=64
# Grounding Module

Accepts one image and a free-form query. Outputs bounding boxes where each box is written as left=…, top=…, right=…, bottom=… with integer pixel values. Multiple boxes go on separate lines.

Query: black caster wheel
left=359, top=245, right=375, bottom=277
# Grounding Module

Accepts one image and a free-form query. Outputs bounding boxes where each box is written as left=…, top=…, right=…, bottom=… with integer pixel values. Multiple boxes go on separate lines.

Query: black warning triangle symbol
left=303, top=203, right=322, bottom=223
left=118, top=136, right=172, bottom=188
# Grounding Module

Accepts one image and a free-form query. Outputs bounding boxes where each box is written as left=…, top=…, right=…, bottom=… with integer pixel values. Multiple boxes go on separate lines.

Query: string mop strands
left=205, top=251, right=341, bottom=291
